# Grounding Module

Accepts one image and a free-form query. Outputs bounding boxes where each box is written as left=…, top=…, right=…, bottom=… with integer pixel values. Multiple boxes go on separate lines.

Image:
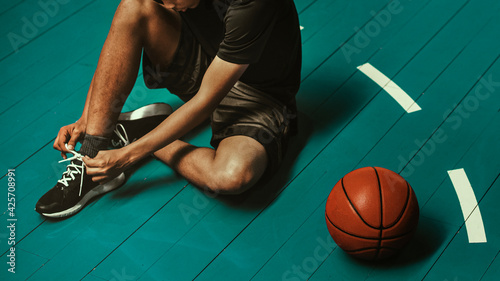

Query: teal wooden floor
left=1, top=0, right=499, bottom=280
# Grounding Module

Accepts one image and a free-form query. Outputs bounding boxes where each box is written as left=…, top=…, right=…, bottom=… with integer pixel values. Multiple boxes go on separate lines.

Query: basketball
left=325, top=167, right=419, bottom=261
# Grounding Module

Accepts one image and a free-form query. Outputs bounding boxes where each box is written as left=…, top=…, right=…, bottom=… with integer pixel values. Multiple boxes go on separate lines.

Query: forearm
left=122, top=56, right=248, bottom=164
left=124, top=94, right=217, bottom=162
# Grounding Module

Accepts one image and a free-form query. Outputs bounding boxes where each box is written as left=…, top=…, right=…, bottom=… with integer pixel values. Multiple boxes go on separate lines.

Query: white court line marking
left=448, top=168, right=487, bottom=243
left=357, top=63, right=422, bottom=113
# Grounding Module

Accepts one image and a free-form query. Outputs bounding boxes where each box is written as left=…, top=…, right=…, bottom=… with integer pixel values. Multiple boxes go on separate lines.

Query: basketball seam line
left=332, top=179, right=413, bottom=230
left=374, top=167, right=383, bottom=260
left=383, top=182, right=411, bottom=229
left=341, top=177, right=380, bottom=231
left=325, top=213, right=415, bottom=241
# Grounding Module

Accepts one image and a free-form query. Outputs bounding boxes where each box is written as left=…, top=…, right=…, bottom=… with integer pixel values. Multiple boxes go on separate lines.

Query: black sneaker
left=111, top=103, right=173, bottom=148
left=35, top=149, right=125, bottom=218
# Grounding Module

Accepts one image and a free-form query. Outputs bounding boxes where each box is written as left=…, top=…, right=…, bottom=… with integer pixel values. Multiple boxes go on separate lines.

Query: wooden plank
left=481, top=250, right=500, bottom=281
left=298, top=0, right=433, bottom=118
left=250, top=203, right=338, bottom=281
left=0, top=0, right=23, bottom=16
left=422, top=117, right=500, bottom=280
left=299, top=0, right=346, bottom=43
left=299, top=0, right=392, bottom=81
left=419, top=78, right=500, bottom=227
left=422, top=191, right=498, bottom=281
left=0, top=0, right=117, bottom=107
left=0, top=58, right=95, bottom=145
left=310, top=217, right=458, bottom=281
left=0, top=93, right=86, bottom=173
left=0, top=0, right=95, bottom=59
left=294, top=0, right=319, bottom=14
left=88, top=181, right=220, bottom=280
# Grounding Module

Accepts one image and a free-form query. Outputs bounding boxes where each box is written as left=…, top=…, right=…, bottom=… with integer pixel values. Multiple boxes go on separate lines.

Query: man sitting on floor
left=36, top=0, right=302, bottom=218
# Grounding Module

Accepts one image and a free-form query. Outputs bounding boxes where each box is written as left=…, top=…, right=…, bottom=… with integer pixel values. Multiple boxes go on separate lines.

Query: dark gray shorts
left=142, top=24, right=297, bottom=178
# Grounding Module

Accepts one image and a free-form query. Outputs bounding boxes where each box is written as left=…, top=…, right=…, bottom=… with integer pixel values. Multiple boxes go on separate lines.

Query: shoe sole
left=41, top=173, right=126, bottom=218
left=118, top=103, right=173, bottom=121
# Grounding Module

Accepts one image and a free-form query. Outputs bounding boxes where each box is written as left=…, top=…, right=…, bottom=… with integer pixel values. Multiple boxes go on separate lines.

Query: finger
left=85, top=165, right=104, bottom=176
left=54, top=132, right=69, bottom=159
left=53, top=129, right=66, bottom=151
left=58, top=131, right=72, bottom=153
left=83, top=158, right=106, bottom=175
left=54, top=135, right=67, bottom=159
left=61, top=139, right=71, bottom=153
left=53, top=134, right=60, bottom=150
left=67, top=132, right=81, bottom=151
left=82, top=155, right=96, bottom=167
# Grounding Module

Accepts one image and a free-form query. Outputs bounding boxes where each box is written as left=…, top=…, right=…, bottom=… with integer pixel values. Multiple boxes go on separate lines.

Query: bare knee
left=115, top=0, right=167, bottom=27
left=207, top=164, right=262, bottom=195
left=115, top=0, right=180, bottom=66
left=116, top=0, right=149, bottom=17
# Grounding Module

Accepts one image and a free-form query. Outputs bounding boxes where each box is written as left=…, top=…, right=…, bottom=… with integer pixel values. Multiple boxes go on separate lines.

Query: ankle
left=79, top=134, right=110, bottom=158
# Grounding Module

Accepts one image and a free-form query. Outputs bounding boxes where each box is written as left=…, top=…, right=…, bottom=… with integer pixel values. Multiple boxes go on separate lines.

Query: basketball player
left=36, top=0, right=301, bottom=217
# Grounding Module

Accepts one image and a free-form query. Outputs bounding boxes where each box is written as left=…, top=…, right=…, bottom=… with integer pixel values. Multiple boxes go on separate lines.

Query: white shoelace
left=112, top=123, right=131, bottom=147
left=57, top=149, right=85, bottom=196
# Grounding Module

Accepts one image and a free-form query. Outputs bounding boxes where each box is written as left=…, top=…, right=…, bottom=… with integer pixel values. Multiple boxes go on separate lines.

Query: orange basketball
left=325, top=167, right=419, bottom=261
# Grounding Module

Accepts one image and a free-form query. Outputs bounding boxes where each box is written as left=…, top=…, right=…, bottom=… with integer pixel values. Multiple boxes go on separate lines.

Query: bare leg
left=85, top=0, right=181, bottom=137
left=154, top=136, right=268, bottom=194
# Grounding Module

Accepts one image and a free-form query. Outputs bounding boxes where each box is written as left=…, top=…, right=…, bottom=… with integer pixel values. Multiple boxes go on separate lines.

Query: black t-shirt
left=180, top=0, right=302, bottom=106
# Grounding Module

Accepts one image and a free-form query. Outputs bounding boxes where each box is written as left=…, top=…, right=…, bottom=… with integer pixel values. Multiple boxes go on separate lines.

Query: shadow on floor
left=347, top=216, right=449, bottom=268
